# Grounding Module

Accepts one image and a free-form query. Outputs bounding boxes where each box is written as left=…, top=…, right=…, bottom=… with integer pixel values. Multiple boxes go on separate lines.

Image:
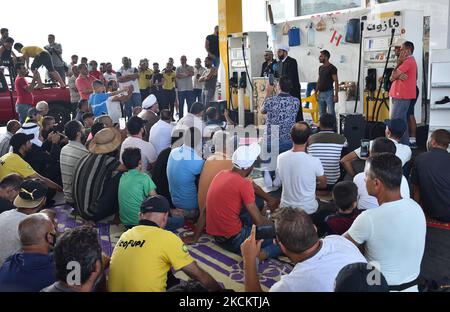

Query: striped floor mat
left=52, top=205, right=293, bottom=292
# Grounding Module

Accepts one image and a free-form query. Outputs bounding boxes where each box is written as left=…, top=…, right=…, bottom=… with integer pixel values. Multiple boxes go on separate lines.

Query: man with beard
left=60, top=120, right=89, bottom=206
left=277, top=44, right=302, bottom=121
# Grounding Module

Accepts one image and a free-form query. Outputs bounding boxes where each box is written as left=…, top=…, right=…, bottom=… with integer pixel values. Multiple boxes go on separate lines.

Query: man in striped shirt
left=60, top=121, right=89, bottom=205
left=72, top=128, right=124, bottom=222
left=307, top=114, right=347, bottom=189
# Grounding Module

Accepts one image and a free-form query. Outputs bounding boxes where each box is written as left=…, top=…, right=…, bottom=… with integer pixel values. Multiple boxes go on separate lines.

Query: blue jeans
left=16, top=104, right=32, bottom=124
left=305, top=82, right=317, bottom=108
left=391, top=98, right=411, bottom=145
left=124, top=93, right=142, bottom=118
left=193, top=89, right=203, bottom=103
left=318, top=89, right=335, bottom=117
left=166, top=216, right=185, bottom=231
left=178, top=90, right=195, bottom=119
left=217, top=210, right=281, bottom=259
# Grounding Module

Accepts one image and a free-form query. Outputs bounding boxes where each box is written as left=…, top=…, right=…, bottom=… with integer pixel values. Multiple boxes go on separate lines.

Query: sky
left=3, top=0, right=267, bottom=70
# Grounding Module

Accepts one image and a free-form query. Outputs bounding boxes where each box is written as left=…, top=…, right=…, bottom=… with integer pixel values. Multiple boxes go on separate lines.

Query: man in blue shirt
left=88, top=80, right=125, bottom=117
left=167, top=127, right=204, bottom=221
left=0, top=213, right=56, bottom=292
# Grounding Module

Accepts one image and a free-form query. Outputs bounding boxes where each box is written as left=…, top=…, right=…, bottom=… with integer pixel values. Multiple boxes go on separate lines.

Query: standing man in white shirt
left=240, top=208, right=366, bottom=292
left=149, top=110, right=174, bottom=156
left=117, top=57, right=141, bottom=118
left=344, top=153, right=426, bottom=292
left=176, top=55, right=195, bottom=119
left=193, top=58, right=206, bottom=103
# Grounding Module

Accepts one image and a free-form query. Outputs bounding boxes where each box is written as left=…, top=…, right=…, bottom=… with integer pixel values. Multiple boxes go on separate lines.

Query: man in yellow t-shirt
left=13, top=42, right=66, bottom=87
left=161, top=63, right=177, bottom=121
left=138, top=59, right=154, bottom=102
left=108, top=195, right=221, bottom=292
left=0, top=133, right=63, bottom=192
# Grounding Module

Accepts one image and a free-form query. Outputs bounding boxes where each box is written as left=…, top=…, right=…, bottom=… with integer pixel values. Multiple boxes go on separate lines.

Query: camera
left=255, top=224, right=276, bottom=240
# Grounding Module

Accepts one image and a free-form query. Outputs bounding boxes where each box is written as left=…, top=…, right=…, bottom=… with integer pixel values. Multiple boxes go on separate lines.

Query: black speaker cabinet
left=204, top=100, right=228, bottom=122
left=340, top=114, right=366, bottom=151
left=228, top=110, right=255, bottom=126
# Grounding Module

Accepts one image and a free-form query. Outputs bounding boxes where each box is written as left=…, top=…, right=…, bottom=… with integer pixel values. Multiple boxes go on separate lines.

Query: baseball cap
left=10, top=133, right=34, bottom=151
left=390, top=38, right=406, bottom=48
left=13, top=179, right=48, bottom=209
left=142, top=94, right=158, bottom=109
left=335, top=263, right=389, bottom=292
left=277, top=44, right=290, bottom=52
left=232, top=143, right=261, bottom=170
left=385, top=118, right=407, bottom=137
left=36, top=101, right=49, bottom=112
left=140, top=195, right=170, bottom=214
left=27, top=107, right=40, bottom=117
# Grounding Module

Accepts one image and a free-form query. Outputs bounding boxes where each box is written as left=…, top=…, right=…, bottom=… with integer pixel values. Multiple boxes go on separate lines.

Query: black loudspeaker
left=340, top=114, right=366, bottom=151
left=365, top=121, right=386, bottom=140
left=366, top=68, right=377, bottom=92
left=346, top=18, right=361, bottom=44
left=416, top=125, right=430, bottom=150
left=229, top=110, right=255, bottom=126
left=205, top=100, right=227, bottom=121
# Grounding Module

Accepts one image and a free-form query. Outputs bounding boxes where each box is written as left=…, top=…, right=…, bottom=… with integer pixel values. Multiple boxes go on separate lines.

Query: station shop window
left=295, top=0, right=360, bottom=16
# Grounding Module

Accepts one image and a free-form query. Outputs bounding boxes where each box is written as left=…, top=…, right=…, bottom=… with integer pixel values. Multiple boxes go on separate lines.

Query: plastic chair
left=301, top=92, right=319, bottom=124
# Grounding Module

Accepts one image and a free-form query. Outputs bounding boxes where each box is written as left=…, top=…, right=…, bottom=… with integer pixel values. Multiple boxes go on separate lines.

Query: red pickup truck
left=0, top=69, right=72, bottom=126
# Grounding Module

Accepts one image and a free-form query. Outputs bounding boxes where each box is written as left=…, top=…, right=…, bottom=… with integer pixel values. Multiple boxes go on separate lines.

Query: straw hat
left=88, top=127, right=122, bottom=154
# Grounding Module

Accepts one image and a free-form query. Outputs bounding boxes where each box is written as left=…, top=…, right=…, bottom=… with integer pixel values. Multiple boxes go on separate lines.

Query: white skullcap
left=277, top=44, right=290, bottom=52
left=142, top=94, right=158, bottom=109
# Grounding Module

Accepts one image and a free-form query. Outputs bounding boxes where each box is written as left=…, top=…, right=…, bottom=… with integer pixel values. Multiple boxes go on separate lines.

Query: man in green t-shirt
left=119, top=148, right=157, bottom=227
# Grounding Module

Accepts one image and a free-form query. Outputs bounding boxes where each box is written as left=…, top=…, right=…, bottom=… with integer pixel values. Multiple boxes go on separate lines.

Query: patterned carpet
left=52, top=204, right=293, bottom=292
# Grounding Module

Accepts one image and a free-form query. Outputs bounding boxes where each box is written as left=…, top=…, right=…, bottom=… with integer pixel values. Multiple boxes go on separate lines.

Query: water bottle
left=307, top=23, right=315, bottom=47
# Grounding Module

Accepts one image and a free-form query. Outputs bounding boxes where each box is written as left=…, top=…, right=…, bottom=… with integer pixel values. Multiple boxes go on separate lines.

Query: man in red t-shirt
left=205, top=143, right=281, bottom=260
left=75, top=64, right=96, bottom=101
left=14, top=63, right=41, bottom=123
left=389, top=41, right=417, bottom=145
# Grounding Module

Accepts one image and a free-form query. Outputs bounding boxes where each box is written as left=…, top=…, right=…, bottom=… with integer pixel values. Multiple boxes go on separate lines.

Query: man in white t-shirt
left=344, top=153, right=426, bottom=292
left=120, top=116, right=157, bottom=175
left=240, top=208, right=366, bottom=292
left=341, top=119, right=412, bottom=177
left=149, top=109, right=174, bottom=156
left=106, top=80, right=131, bottom=124
left=103, top=63, right=117, bottom=83
left=276, top=122, right=327, bottom=214
left=116, top=57, right=141, bottom=118
left=354, top=137, right=410, bottom=210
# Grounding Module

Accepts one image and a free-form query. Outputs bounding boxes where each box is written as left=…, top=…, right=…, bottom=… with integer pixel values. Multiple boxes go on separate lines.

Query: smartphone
left=119, top=118, right=126, bottom=130
left=360, top=139, right=370, bottom=158
left=255, top=224, right=276, bottom=241
left=269, top=73, right=274, bottom=86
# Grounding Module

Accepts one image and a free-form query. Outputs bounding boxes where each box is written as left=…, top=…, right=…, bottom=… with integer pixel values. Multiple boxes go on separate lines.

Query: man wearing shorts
left=14, top=43, right=66, bottom=88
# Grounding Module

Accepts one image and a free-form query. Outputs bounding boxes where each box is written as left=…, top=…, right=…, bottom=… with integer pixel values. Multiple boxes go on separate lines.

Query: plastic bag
left=282, top=22, right=290, bottom=35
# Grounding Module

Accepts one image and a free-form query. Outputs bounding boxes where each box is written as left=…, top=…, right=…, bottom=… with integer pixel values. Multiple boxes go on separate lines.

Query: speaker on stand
left=339, top=113, right=366, bottom=151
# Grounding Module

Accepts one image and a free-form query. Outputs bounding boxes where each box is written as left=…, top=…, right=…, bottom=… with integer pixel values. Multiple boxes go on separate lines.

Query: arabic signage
left=363, top=15, right=403, bottom=38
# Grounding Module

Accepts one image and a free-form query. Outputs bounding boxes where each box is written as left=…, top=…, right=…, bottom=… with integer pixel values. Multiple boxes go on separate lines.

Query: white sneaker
left=264, top=171, right=273, bottom=189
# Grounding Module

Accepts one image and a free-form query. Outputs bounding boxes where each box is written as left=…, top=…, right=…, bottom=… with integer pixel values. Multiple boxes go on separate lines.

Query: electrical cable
left=372, top=28, right=395, bottom=121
